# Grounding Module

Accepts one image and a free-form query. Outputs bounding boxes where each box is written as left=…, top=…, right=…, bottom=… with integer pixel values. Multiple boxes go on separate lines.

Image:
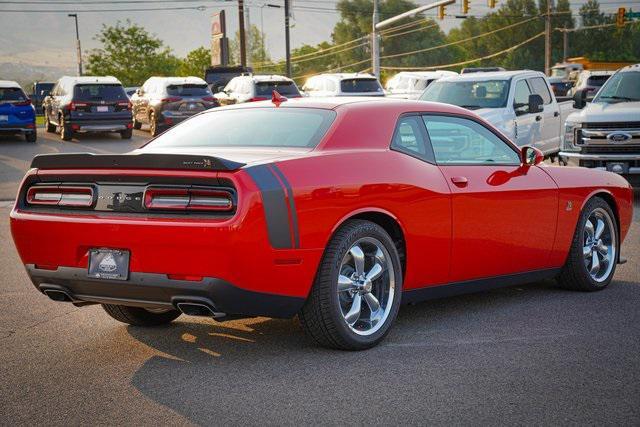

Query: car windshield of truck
left=0, top=87, right=28, bottom=102
left=255, top=81, right=300, bottom=96
left=593, top=71, right=640, bottom=103
left=73, top=84, right=128, bottom=102
left=147, top=108, right=336, bottom=148
left=420, top=80, right=509, bottom=109
left=586, top=75, right=610, bottom=87
left=551, top=68, right=567, bottom=78
left=167, top=84, right=210, bottom=97
left=340, top=78, right=382, bottom=93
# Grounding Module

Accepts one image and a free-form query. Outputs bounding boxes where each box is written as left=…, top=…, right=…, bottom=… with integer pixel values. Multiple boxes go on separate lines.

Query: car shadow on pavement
left=123, top=278, right=640, bottom=425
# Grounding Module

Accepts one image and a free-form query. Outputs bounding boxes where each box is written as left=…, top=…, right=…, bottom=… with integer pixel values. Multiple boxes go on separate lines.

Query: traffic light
left=488, top=0, right=497, bottom=8
left=617, top=7, right=626, bottom=27
left=438, top=4, right=446, bottom=20
left=463, top=0, right=470, bottom=14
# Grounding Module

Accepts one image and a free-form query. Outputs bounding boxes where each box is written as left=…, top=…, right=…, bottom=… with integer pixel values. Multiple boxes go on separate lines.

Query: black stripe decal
left=270, top=165, right=300, bottom=249
left=246, top=165, right=293, bottom=249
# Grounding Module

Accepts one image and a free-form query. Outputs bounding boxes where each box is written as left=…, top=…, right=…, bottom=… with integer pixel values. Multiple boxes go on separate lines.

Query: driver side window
left=422, top=115, right=520, bottom=165
left=513, top=80, right=531, bottom=115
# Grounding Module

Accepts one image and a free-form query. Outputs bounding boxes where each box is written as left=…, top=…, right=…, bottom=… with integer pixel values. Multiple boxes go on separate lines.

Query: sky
left=0, top=0, right=633, bottom=70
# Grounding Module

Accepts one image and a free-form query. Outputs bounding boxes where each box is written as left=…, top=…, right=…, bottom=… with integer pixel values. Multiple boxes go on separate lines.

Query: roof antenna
left=272, top=90, right=287, bottom=106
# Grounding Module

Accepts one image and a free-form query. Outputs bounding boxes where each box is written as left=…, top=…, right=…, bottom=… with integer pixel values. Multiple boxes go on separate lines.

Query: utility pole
left=562, top=26, right=568, bottom=62
left=238, top=0, right=247, bottom=67
left=68, top=14, right=82, bottom=76
left=544, top=0, right=552, bottom=75
left=284, top=0, right=291, bottom=77
left=245, top=4, right=252, bottom=68
left=372, top=0, right=380, bottom=78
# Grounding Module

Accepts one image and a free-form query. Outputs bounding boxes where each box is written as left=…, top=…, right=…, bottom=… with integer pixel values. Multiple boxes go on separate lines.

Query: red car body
left=9, top=98, right=634, bottom=320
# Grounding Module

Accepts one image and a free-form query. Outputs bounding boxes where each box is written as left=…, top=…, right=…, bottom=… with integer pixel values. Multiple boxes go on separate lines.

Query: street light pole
left=372, top=0, right=380, bottom=78
left=544, top=0, right=552, bottom=75
left=245, top=3, right=252, bottom=68
left=284, top=0, right=291, bottom=77
left=68, top=13, right=82, bottom=76
left=238, top=0, right=247, bottom=67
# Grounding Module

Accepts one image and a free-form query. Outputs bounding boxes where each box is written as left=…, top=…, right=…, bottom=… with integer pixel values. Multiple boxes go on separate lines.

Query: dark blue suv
left=0, top=81, right=37, bottom=142
left=43, top=76, right=132, bottom=141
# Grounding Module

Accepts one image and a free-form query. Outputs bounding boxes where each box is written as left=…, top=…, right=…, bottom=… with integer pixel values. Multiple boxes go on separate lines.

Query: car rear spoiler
left=30, top=153, right=246, bottom=171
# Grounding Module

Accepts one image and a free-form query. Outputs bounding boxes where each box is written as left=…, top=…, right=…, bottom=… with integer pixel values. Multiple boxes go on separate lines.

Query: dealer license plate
left=96, top=106, right=109, bottom=112
left=88, top=249, right=130, bottom=281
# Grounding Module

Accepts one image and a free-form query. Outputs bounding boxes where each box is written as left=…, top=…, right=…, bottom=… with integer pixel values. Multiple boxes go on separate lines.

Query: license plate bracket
left=88, top=249, right=130, bottom=281
left=606, top=162, right=628, bottom=174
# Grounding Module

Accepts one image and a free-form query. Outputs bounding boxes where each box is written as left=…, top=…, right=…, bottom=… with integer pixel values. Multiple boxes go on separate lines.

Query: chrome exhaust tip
left=43, top=289, right=73, bottom=302
left=175, top=302, right=225, bottom=318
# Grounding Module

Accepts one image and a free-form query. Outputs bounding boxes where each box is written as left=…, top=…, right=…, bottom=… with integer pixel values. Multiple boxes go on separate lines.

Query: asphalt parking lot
left=1, top=126, right=639, bottom=425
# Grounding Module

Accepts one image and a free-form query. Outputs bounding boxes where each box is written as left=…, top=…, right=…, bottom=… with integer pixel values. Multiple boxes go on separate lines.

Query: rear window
left=0, top=87, right=27, bottom=101
left=166, top=84, right=211, bottom=96
left=73, top=84, right=127, bottom=102
left=340, top=78, right=382, bottom=93
left=147, top=108, right=336, bottom=149
left=255, top=81, right=300, bottom=96
left=587, top=75, right=610, bottom=86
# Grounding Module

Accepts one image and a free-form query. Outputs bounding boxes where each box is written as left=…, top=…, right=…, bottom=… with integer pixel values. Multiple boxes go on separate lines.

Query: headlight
left=562, top=120, right=581, bottom=151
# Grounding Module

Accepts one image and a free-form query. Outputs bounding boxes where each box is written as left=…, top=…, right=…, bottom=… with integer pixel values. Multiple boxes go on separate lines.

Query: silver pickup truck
left=560, top=64, right=640, bottom=184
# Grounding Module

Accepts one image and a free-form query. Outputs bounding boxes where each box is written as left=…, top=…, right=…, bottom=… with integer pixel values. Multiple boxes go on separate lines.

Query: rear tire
left=132, top=117, right=142, bottom=130
left=102, top=304, right=181, bottom=326
left=557, top=196, right=618, bottom=291
left=299, top=219, right=403, bottom=350
left=149, top=111, right=161, bottom=137
left=25, top=130, right=37, bottom=142
left=45, top=115, right=56, bottom=133
left=59, top=115, right=73, bottom=141
left=120, top=128, right=133, bottom=139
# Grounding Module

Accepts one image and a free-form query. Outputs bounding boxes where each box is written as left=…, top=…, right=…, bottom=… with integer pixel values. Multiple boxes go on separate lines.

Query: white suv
left=302, top=73, right=384, bottom=97
left=214, top=74, right=301, bottom=105
left=385, top=71, right=457, bottom=99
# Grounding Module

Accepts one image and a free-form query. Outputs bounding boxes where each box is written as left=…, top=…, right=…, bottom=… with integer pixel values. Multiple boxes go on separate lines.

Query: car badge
left=566, top=201, right=573, bottom=211
left=607, top=132, right=632, bottom=143
left=98, top=253, right=118, bottom=272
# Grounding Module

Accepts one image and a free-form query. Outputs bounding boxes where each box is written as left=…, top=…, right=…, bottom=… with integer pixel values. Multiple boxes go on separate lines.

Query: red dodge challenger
left=10, top=96, right=633, bottom=350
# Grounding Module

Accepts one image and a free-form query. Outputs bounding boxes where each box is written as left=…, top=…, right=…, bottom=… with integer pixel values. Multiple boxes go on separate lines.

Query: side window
left=527, top=77, right=552, bottom=104
left=51, top=84, right=59, bottom=96
left=423, top=115, right=520, bottom=165
left=513, top=80, right=531, bottom=115
left=390, top=115, right=433, bottom=162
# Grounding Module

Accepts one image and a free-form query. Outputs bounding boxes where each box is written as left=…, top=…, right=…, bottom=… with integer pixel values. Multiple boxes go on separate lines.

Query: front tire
left=102, top=304, right=181, bottom=326
left=45, top=115, right=56, bottom=133
left=557, top=196, right=618, bottom=291
left=149, top=111, right=161, bottom=137
left=59, top=115, right=73, bottom=141
left=132, top=116, right=142, bottom=130
left=299, top=219, right=403, bottom=350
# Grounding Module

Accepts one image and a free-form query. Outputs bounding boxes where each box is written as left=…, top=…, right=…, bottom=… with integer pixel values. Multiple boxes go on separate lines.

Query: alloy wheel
left=583, top=207, right=616, bottom=283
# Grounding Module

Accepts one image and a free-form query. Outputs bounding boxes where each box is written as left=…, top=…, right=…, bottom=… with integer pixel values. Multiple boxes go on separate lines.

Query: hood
left=136, top=146, right=315, bottom=166
left=567, top=101, right=640, bottom=123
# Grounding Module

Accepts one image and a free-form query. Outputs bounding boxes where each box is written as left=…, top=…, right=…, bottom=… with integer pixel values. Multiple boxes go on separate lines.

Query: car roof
left=393, top=71, right=458, bottom=78
left=0, top=80, right=21, bottom=88
left=315, top=73, right=378, bottom=81
left=618, top=63, right=640, bottom=73
left=580, top=70, right=616, bottom=76
left=146, top=76, right=207, bottom=86
left=249, top=74, right=293, bottom=83
left=437, top=70, right=543, bottom=82
left=58, top=75, right=123, bottom=86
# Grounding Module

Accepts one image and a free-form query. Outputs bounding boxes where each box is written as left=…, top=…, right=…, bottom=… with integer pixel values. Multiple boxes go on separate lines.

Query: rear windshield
left=147, top=108, right=336, bottom=148
left=166, top=84, right=211, bottom=97
left=421, top=80, right=509, bottom=109
left=340, top=78, right=382, bottom=93
left=0, top=87, right=28, bottom=102
left=255, top=81, right=300, bottom=96
left=73, top=84, right=127, bottom=102
left=586, top=75, right=610, bottom=86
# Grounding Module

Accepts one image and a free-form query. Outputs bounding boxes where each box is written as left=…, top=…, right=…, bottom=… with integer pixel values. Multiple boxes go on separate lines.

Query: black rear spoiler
left=30, top=153, right=245, bottom=171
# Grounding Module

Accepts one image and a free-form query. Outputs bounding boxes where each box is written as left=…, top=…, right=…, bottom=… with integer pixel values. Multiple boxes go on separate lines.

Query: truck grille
left=583, top=122, right=640, bottom=130
left=578, top=122, right=640, bottom=151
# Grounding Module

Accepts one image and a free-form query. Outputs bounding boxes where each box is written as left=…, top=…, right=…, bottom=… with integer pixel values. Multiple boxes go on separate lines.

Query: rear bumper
left=27, top=264, right=305, bottom=318
left=0, top=122, right=36, bottom=132
left=68, top=119, right=131, bottom=132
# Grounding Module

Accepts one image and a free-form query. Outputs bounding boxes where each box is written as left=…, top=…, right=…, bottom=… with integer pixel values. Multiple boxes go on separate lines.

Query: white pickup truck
left=560, top=64, right=640, bottom=182
left=420, top=70, right=575, bottom=157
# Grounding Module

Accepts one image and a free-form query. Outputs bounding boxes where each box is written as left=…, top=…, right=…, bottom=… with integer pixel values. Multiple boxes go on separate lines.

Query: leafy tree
left=229, top=25, right=271, bottom=66
left=178, top=47, right=211, bottom=77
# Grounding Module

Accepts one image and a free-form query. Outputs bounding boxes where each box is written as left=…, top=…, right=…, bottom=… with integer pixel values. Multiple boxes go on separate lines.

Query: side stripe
left=246, top=164, right=298, bottom=249
left=270, top=165, right=301, bottom=249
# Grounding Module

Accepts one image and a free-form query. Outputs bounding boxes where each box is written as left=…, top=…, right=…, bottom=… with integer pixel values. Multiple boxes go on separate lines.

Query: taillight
left=26, top=185, right=94, bottom=207
left=68, top=101, right=88, bottom=111
left=117, top=100, right=132, bottom=110
left=202, top=96, right=216, bottom=102
left=13, top=99, right=32, bottom=106
left=161, top=97, right=182, bottom=103
left=144, top=187, right=234, bottom=212
left=247, top=97, right=268, bottom=102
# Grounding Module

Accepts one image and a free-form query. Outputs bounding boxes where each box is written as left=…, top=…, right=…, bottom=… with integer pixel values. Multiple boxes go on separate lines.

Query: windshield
left=551, top=68, right=567, bottom=78
left=586, top=75, right=610, bottom=87
left=73, top=84, right=127, bottom=102
left=147, top=108, right=336, bottom=148
left=340, top=78, right=382, bottom=93
left=0, top=87, right=28, bottom=102
left=593, top=71, right=640, bottom=103
left=420, top=80, right=509, bottom=109
left=255, top=81, right=300, bottom=96
left=167, top=84, right=210, bottom=97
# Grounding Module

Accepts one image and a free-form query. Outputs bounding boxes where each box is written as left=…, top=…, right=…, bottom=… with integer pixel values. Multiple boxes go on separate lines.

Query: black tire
left=557, top=196, right=618, bottom=291
left=25, top=130, right=37, bottom=142
left=132, top=117, right=142, bottom=130
left=149, top=111, right=160, bottom=137
left=299, top=219, right=403, bottom=350
left=102, top=304, right=181, bottom=326
left=59, top=115, right=73, bottom=141
left=45, top=115, right=56, bottom=133
left=120, top=128, right=133, bottom=139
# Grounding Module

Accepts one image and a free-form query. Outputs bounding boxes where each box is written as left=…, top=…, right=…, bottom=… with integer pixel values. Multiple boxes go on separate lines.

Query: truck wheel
left=102, top=304, right=181, bottom=326
left=25, top=130, right=37, bottom=142
left=557, top=197, right=618, bottom=291
left=149, top=111, right=160, bottom=137
left=132, top=117, right=142, bottom=130
left=120, top=128, right=133, bottom=139
left=299, top=219, right=403, bottom=350
left=59, top=116, right=73, bottom=141
left=45, top=115, right=56, bottom=133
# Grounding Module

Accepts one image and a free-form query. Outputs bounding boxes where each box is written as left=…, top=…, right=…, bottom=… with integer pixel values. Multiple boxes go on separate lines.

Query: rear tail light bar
left=117, top=101, right=132, bottom=110
left=68, top=101, right=89, bottom=111
left=13, top=99, right=32, bottom=106
left=161, top=97, right=183, bottom=103
left=144, top=187, right=234, bottom=212
left=26, top=185, right=94, bottom=207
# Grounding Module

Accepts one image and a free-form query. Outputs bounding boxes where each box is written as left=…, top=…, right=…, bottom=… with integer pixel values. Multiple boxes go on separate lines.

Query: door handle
left=450, top=176, right=468, bottom=187
left=535, top=115, right=542, bottom=121
left=553, top=111, right=560, bottom=117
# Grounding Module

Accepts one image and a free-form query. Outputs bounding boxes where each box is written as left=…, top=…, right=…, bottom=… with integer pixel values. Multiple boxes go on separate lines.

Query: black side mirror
left=528, top=94, right=544, bottom=114
left=573, top=89, right=587, bottom=109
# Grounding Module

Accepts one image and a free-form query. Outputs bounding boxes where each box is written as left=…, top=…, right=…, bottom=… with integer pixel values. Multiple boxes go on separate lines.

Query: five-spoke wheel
left=582, top=207, right=616, bottom=283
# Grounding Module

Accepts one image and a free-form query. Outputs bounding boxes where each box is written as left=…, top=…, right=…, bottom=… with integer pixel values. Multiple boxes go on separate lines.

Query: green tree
left=229, top=25, right=271, bottom=66
left=86, top=20, right=180, bottom=86
left=179, top=47, right=211, bottom=77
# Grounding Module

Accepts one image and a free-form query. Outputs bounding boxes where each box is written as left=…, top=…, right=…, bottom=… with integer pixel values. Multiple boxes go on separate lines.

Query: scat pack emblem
left=182, top=158, right=213, bottom=168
